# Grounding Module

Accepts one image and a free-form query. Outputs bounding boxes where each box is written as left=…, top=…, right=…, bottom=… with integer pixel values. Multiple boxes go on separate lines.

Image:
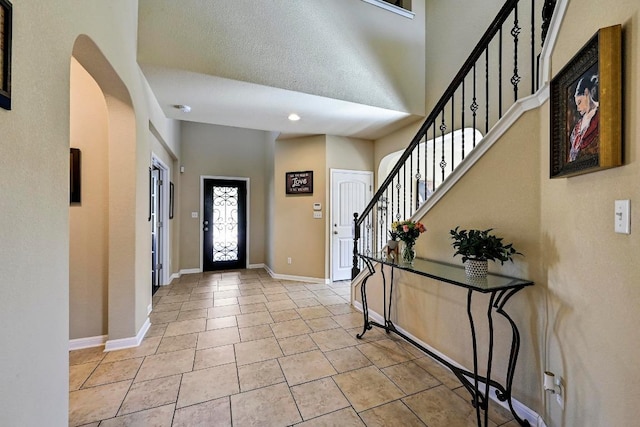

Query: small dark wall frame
left=70, top=148, right=81, bottom=204
left=286, top=171, right=313, bottom=194
left=0, top=0, right=12, bottom=110
left=550, top=25, right=622, bottom=178
left=169, top=182, right=174, bottom=219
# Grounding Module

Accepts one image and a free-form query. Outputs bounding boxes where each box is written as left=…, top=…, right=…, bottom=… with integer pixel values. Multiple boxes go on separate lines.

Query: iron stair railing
left=352, top=0, right=556, bottom=278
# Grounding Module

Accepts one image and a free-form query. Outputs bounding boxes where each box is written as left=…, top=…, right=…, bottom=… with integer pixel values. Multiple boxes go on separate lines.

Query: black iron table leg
left=354, top=255, right=533, bottom=426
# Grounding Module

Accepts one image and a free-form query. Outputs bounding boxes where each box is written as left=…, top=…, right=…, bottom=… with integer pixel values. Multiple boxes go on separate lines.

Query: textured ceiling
left=137, top=0, right=426, bottom=139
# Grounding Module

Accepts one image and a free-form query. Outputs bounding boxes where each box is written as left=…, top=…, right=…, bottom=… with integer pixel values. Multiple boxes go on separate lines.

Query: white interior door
left=331, top=169, right=373, bottom=281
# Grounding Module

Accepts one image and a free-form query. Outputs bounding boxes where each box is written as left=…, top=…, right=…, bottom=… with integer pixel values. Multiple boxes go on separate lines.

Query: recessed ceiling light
left=175, top=104, right=191, bottom=113
left=288, top=113, right=301, bottom=121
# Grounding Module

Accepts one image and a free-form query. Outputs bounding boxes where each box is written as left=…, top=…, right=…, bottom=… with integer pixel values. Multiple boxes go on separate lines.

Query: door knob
left=203, top=220, right=209, bottom=225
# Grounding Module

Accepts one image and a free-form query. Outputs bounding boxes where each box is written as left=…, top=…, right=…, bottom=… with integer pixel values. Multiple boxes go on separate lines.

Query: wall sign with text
left=285, top=171, right=313, bottom=194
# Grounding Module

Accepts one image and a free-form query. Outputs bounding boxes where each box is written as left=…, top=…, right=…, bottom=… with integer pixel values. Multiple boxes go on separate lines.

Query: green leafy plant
left=450, top=226, right=523, bottom=264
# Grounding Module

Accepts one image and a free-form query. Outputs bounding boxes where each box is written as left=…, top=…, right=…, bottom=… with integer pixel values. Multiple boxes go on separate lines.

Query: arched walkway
left=70, top=35, right=143, bottom=348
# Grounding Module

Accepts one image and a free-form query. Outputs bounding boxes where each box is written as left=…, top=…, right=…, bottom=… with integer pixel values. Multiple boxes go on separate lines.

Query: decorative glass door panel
left=203, top=179, right=247, bottom=271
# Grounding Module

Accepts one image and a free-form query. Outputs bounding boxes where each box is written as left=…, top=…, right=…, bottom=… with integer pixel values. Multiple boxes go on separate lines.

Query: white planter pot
left=465, top=259, right=488, bottom=278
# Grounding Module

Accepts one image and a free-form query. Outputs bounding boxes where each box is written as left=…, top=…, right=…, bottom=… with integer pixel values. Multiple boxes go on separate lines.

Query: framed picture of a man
left=550, top=25, right=622, bottom=178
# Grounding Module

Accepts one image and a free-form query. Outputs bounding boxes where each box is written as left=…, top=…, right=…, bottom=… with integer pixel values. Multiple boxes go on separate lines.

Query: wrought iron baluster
left=423, top=132, right=428, bottom=194
left=440, top=111, right=447, bottom=182
left=499, top=27, right=503, bottom=118
left=471, top=64, right=478, bottom=147
left=395, top=173, right=401, bottom=221
left=485, top=47, right=490, bottom=134
left=432, top=124, right=436, bottom=192
left=542, top=1, right=556, bottom=45
left=461, top=81, right=466, bottom=159
left=416, top=138, right=421, bottom=210
left=511, top=4, right=521, bottom=101
left=408, top=155, right=413, bottom=216
left=451, top=97, right=455, bottom=171
left=530, top=0, right=535, bottom=94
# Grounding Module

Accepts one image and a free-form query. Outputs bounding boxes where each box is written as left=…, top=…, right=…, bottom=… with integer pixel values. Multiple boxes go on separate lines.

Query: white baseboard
left=180, top=268, right=201, bottom=275
left=104, top=317, right=151, bottom=352
left=264, top=264, right=328, bottom=284
left=69, top=335, right=108, bottom=351
left=147, top=303, right=153, bottom=316
left=169, top=272, right=180, bottom=282
left=352, top=301, right=542, bottom=426
left=248, top=263, right=265, bottom=269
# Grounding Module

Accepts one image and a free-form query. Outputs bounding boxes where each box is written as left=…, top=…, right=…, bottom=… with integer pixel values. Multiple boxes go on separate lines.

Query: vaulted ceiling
left=137, top=0, right=427, bottom=139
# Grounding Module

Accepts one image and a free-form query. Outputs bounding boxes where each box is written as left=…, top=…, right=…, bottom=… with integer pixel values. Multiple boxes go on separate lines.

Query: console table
left=356, top=254, right=533, bottom=427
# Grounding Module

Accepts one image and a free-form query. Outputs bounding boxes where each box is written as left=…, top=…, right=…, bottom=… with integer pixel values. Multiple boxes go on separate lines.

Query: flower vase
left=401, top=241, right=416, bottom=265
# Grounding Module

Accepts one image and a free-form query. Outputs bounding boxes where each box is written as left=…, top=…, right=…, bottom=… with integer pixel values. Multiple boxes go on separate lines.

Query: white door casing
left=331, top=169, right=373, bottom=281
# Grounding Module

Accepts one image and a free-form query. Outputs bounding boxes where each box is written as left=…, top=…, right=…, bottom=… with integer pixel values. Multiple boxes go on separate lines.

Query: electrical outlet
left=287, top=257, right=292, bottom=265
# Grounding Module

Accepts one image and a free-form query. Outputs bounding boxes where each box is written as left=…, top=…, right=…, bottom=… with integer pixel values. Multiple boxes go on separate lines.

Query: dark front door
left=203, top=178, right=247, bottom=271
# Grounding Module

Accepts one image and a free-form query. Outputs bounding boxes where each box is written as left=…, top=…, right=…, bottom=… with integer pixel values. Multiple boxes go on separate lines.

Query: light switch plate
left=313, top=211, right=322, bottom=219
left=614, top=200, right=630, bottom=234
left=191, top=212, right=198, bottom=218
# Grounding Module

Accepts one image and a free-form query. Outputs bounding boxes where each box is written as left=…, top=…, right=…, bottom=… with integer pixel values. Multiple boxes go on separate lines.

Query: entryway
left=150, top=157, right=170, bottom=295
left=202, top=177, right=248, bottom=271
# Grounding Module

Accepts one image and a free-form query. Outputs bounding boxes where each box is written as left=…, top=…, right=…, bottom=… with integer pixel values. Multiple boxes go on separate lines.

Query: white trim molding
left=412, top=85, right=550, bottom=221
left=248, top=263, right=266, bottom=270
left=104, top=317, right=151, bottom=352
left=180, top=268, right=201, bottom=275
left=264, top=264, right=329, bottom=284
left=361, top=0, right=415, bottom=19
left=69, top=335, right=108, bottom=351
left=352, top=300, right=544, bottom=427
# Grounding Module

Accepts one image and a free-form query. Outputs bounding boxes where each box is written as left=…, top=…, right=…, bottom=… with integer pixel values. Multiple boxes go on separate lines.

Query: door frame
left=200, top=175, right=251, bottom=272
left=329, top=168, right=373, bottom=282
left=151, top=154, right=171, bottom=287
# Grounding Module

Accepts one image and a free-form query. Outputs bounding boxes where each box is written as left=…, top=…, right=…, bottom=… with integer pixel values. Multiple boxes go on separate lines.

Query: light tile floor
left=69, top=269, right=519, bottom=426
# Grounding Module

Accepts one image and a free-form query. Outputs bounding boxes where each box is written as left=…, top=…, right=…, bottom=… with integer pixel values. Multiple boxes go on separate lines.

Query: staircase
left=352, top=0, right=557, bottom=277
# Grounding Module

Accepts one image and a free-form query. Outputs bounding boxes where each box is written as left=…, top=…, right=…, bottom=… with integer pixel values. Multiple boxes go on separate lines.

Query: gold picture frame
left=0, top=0, right=12, bottom=110
left=550, top=25, right=622, bottom=178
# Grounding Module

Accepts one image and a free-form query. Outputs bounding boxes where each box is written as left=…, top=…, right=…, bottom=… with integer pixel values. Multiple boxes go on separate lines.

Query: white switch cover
left=313, top=211, right=323, bottom=219
left=614, top=200, right=630, bottom=234
left=191, top=212, right=198, bottom=218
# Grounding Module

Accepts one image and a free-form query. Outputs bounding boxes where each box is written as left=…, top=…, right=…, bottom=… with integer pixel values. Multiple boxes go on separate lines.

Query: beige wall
left=364, top=1, right=640, bottom=425
left=265, top=133, right=278, bottom=270
left=69, top=58, right=109, bottom=339
left=425, top=0, right=505, bottom=109
left=273, top=136, right=327, bottom=278
left=179, top=122, right=269, bottom=270
left=540, top=1, right=640, bottom=425
left=326, top=136, right=375, bottom=172
left=0, top=1, right=160, bottom=423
